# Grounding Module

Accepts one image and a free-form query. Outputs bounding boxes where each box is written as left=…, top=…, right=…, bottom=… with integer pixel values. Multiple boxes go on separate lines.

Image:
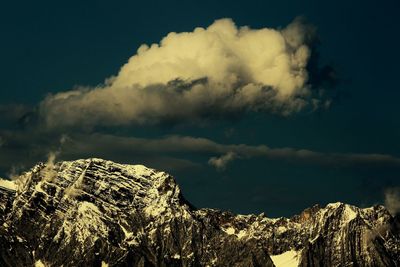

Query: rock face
left=0, top=158, right=399, bottom=267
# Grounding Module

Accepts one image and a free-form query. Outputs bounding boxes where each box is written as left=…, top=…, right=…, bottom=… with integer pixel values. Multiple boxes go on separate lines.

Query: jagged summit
left=0, top=158, right=399, bottom=266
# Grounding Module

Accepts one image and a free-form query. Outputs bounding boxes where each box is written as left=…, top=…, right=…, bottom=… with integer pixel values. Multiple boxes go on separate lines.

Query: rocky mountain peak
left=0, top=158, right=399, bottom=266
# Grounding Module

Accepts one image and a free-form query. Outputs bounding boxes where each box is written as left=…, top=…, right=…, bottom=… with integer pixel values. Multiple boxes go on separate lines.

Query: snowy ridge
left=0, top=179, right=16, bottom=191
left=0, top=158, right=399, bottom=266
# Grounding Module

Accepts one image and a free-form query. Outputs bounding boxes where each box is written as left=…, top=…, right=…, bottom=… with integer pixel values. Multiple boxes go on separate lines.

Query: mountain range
left=0, top=158, right=399, bottom=266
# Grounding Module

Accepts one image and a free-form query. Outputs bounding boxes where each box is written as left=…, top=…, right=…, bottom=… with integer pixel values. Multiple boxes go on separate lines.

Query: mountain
left=0, top=158, right=399, bottom=266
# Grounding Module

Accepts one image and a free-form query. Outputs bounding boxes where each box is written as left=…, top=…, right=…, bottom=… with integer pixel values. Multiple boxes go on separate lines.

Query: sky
left=1, top=0, right=400, bottom=216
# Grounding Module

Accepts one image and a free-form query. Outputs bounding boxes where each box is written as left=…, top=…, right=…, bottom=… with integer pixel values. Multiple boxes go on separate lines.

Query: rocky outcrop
left=0, top=186, right=14, bottom=222
left=0, top=158, right=398, bottom=266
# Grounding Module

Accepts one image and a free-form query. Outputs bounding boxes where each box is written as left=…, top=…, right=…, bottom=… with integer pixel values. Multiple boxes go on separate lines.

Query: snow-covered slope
left=0, top=158, right=399, bottom=266
left=270, top=250, right=300, bottom=267
left=0, top=179, right=16, bottom=191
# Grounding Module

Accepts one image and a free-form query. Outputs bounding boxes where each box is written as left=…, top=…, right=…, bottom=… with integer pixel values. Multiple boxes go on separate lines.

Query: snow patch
left=271, top=250, right=300, bottom=267
left=54, top=201, right=108, bottom=244
left=120, top=224, right=133, bottom=239
left=126, top=164, right=154, bottom=178
left=277, top=226, right=288, bottom=234
left=34, top=260, right=46, bottom=267
left=221, top=226, right=250, bottom=239
left=78, top=201, right=101, bottom=214
left=342, top=205, right=357, bottom=223
left=0, top=178, right=16, bottom=190
left=172, top=253, right=181, bottom=259
left=143, top=190, right=170, bottom=217
left=237, top=229, right=247, bottom=239
left=222, top=226, right=235, bottom=235
left=309, top=235, right=319, bottom=244
left=34, top=181, right=47, bottom=195
left=327, top=202, right=342, bottom=209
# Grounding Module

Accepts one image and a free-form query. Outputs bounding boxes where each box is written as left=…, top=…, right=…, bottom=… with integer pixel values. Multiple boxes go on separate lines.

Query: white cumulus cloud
left=39, top=18, right=324, bottom=128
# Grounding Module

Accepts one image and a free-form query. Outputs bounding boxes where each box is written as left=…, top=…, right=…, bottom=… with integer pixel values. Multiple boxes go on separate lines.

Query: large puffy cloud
left=39, top=18, right=327, bottom=128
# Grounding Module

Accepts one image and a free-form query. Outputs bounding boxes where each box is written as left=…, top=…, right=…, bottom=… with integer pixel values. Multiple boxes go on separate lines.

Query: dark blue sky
left=1, top=0, right=400, bottom=216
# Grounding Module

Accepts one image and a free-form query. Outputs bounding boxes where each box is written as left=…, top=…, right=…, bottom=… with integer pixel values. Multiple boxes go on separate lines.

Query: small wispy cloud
left=55, top=134, right=400, bottom=171
left=384, top=187, right=400, bottom=215
left=208, top=152, right=238, bottom=171
left=2, top=132, right=400, bottom=175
